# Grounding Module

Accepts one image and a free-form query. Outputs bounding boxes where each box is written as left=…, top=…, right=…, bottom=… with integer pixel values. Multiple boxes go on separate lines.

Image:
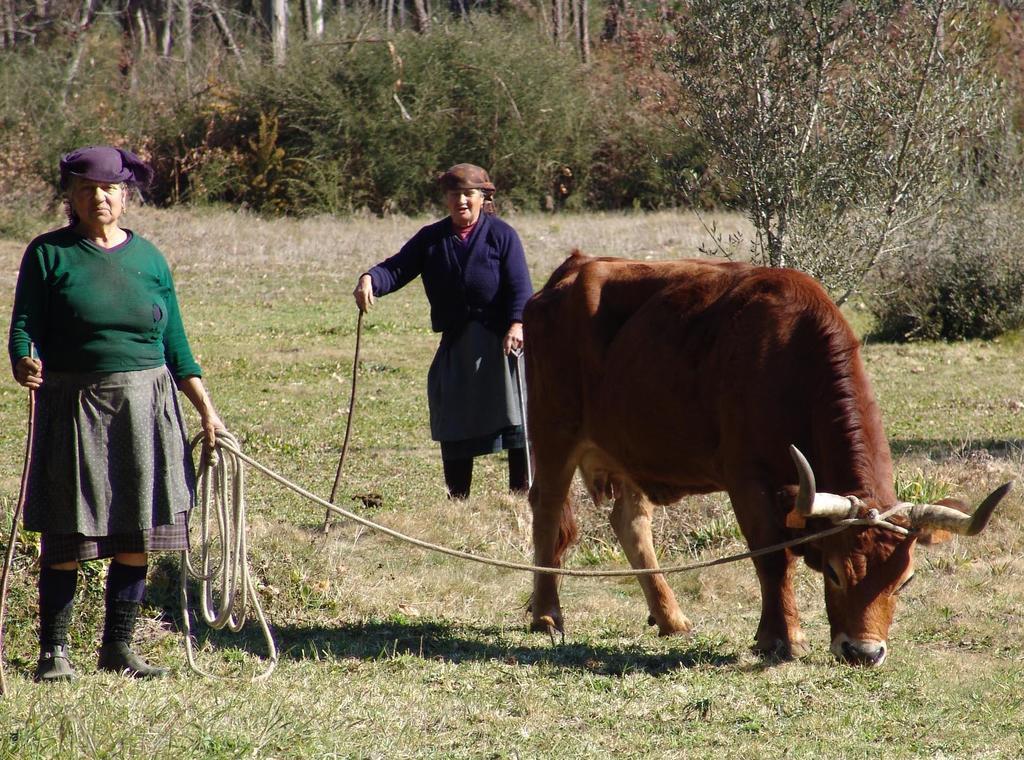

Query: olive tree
left=670, top=0, right=1010, bottom=303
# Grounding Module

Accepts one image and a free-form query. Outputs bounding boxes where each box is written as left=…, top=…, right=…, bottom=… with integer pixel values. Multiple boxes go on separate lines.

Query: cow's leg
left=609, top=487, right=692, bottom=636
left=728, top=484, right=808, bottom=659
left=529, top=455, right=578, bottom=636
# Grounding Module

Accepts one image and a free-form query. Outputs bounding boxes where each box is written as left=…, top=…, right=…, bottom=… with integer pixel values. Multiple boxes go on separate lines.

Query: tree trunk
left=579, top=0, right=590, bottom=61
left=205, top=0, right=247, bottom=68
left=63, top=0, right=96, bottom=106
left=314, top=0, right=324, bottom=37
left=2, top=0, right=18, bottom=48
left=271, top=0, right=287, bottom=66
left=181, top=0, right=192, bottom=68
left=551, top=0, right=564, bottom=46
left=412, top=0, right=429, bottom=32
left=134, top=5, right=149, bottom=51
left=303, top=0, right=324, bottom=38
left=161, top=0, right=173, bottom=55
left=601, top=0, right=620, bottom=41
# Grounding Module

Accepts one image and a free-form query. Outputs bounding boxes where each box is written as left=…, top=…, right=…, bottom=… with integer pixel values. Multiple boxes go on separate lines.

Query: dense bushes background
left=0, top=12, right=708, bottom=223
left=867, top=198, right=1024, bottom=342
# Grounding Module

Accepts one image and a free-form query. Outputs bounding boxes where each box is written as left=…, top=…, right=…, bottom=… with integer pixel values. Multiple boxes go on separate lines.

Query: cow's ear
left=784, top=510, right=807, bottom=530
left=777, top=485, right=807, bottom=529
left=915, top=498, right=968, bottom=546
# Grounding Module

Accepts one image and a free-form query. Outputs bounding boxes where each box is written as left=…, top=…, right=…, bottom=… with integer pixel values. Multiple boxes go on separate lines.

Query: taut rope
left=213, top=434, right=902, bottom=579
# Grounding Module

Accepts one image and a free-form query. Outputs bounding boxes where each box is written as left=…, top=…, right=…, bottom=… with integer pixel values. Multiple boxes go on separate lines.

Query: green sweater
left=8, top=228, right=202, bottom=380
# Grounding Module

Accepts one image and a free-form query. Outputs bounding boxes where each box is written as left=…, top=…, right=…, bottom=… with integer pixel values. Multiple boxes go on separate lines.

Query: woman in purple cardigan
left=353, top=164, right=533, bottom=498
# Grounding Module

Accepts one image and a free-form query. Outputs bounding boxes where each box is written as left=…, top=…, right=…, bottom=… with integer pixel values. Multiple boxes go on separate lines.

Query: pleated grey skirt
left=427, top=320, right=526, bottom=460
left=24, top=366, right=195, bottom=563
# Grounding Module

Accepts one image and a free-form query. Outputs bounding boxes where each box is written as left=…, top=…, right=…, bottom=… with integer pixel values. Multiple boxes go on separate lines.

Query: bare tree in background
left=671, top=0, right=1008, bottom=303
left=268, top=0, right=286, bottom=64
left=62, top=0, right=95, bottom=104
left=572, top=0, right=589, bottom=62
left=551, top=0, right=564, bottom=45
left=411, top=0, right=429, bottom=32
left=303, top=0, right=324, bottom=38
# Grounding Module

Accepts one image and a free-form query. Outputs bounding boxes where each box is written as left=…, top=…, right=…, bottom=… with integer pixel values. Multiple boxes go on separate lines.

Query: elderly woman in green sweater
left=8, top=146, right=222, bottom=682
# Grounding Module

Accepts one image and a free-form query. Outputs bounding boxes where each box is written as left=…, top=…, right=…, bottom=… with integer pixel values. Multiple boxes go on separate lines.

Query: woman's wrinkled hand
left=14, top=356, right=43, bottom=389
left=201, top=410, right=225, bottom=450
left=503, top=322, right=524, bottom=356
left=353, top=274, right=375, bottom=313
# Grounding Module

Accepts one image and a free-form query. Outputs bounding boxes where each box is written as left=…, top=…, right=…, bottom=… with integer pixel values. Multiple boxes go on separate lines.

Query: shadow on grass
left=173, top=616, right=738, bottom=677
left=276, top=619, right=738, bottom=675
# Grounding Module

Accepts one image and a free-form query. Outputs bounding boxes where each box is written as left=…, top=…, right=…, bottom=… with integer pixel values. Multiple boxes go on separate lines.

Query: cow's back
left=524, top=253, right=894, bottom=505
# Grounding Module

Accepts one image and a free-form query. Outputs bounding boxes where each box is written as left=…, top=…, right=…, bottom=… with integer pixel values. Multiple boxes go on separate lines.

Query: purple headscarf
left=59, top=145, right=154, bottom=190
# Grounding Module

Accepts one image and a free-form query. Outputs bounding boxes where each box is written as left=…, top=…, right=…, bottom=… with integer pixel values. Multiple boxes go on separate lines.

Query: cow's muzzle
left=831, top=634, right=887, bottom=667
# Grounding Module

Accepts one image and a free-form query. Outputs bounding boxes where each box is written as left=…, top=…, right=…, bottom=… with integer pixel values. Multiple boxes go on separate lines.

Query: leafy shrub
left=0, top=19, right=244, bottom=217
left=866, top=202, right=1024, bottom=342
left=216, top=17, right=603, bottom=215
left=144, top=13, right=711, bottom=215
left=0, top=11, right=717, bottom=219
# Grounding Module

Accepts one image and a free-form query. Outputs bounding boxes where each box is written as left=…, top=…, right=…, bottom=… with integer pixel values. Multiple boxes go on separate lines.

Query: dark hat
left=59, top=145, right=154, bottom=189
left=438, top=163, right=496, bottom=193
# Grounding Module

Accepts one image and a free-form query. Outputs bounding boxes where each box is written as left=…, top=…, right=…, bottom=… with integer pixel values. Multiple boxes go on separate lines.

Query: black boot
left=36, top=645, right=75, bottom=682
left=98, top=561, right=167, bottom=679
left=35, top=566, right=78, bottom=682
left=443, top=457, right=473, bottom=500
left=98, top=638, right=167, bottom=679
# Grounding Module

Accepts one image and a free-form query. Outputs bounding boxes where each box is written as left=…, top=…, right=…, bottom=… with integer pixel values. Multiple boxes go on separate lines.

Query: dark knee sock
left=508, top=447, right=529, bottom=493
left=102, top=561, right=147, bottom=645
left=443, top=457, right=473, bottom=500
left=38, top=566, right=78, bottom=650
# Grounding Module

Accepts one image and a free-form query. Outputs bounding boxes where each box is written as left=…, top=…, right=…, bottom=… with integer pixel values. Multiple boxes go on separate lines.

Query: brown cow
left=523, top=251, right=1011, bottom=666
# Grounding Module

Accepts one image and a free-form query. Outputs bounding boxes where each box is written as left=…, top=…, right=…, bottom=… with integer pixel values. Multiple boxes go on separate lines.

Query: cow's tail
left=527, top=481, right=580, bottom=565
left=555, top=489, right=581, bottom=563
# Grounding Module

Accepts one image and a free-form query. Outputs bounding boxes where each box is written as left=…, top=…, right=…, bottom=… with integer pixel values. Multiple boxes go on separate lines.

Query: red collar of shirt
left=455, top=220, right=477, bottom=242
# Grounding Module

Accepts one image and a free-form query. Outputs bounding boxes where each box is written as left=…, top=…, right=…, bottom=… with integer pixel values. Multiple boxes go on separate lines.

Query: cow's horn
left=908, top=481, right=1013, bottom=535
left=789, top=445, right=860, bottom=521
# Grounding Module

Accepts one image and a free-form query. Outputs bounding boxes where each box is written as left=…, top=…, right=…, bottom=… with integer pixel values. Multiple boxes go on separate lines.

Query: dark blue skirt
left=427, top=321, right=526, bottom=460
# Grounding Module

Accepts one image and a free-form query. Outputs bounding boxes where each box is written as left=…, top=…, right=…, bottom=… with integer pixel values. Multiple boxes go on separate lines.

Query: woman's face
left=68, top=178, right=125, bottom=229
left=445, top=188, right=483, bottom=228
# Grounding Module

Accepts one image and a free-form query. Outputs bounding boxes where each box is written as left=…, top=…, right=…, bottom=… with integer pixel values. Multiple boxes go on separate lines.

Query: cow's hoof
left=530, top=615, right=565, bottom=645
left=650, top=612, right=693, bottom=637
left=657, top=621, right=694, bottom=638
left=753, top=636, right=809, bottom=661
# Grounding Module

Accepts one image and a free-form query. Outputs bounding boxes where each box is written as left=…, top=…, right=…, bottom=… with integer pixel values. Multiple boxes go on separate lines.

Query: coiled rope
left=180, top=431, right=277, bottom=682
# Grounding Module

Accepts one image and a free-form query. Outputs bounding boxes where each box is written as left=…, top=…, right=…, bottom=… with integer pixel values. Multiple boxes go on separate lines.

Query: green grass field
left=0, top=208, right=1022, bottom=758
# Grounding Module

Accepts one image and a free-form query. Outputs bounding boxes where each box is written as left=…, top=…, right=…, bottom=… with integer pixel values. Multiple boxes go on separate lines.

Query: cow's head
left=789, top=445, right=1011, bottom=667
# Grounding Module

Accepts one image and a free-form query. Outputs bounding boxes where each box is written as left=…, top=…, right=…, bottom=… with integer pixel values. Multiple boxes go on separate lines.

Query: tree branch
left=836, top=0, right=946, bottom=306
